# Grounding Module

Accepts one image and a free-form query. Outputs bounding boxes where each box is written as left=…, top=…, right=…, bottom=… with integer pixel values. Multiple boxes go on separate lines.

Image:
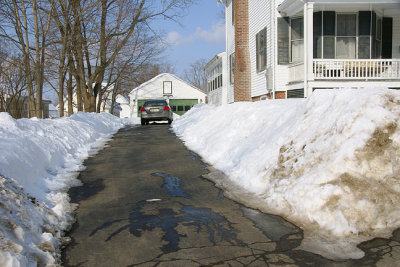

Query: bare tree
left=0, top=56, right=28, bottom=118
left=0, top=0, right=53, bottom=118
left=183, top=58, right=207, bottom=92
left=68, top=0, right=195, bottom=113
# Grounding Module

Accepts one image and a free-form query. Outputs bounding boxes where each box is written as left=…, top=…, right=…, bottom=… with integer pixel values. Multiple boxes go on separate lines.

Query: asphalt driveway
left=62, top=124, right=400, bottom=266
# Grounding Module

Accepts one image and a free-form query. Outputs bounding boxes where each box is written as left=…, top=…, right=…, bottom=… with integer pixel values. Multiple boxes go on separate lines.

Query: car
left=140, top=99, right=173, bottom=125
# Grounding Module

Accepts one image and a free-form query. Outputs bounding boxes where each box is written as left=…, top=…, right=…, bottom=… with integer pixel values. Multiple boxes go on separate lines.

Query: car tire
left=168, top=119, right=172, bottom=124
left=141, top=119, right=146, bottom=126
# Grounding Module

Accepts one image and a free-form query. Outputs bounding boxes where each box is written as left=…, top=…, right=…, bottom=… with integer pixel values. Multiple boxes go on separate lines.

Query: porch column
left=303, top=1, right=314, bottom=97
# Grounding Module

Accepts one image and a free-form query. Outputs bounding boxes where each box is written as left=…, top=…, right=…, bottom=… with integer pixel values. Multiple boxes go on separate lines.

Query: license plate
left=150, top=108, right=159, bottom=112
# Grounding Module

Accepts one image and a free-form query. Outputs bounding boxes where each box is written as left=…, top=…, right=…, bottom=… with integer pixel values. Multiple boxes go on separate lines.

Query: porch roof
left=278, top=0, right=400, bottom=16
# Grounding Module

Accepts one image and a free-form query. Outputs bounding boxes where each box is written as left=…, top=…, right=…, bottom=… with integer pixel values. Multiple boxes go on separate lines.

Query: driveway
left=62, top=124, right=400, bottom=266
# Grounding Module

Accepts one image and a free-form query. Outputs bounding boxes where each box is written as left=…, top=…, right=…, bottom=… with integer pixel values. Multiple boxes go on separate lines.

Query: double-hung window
left=336, top=14, right=357, bottom=59
left=256, top=28, right=267, bottom=72
left=291, top=17, right=304, bottom=62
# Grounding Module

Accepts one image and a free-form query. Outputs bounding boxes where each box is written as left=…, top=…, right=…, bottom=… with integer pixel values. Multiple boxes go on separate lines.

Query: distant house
left=218, top=0, right=400, bottom=101
left=128, top=73, right=207, bottom=118
left=116, top=94, right=131, bottom=118
left=205, top=52, right=229, bottom=106
left=58, top=83, right=124, bottom=117
left=48, top=104, right=59, bottom=118
left=2, top=95, right=51, bottom=119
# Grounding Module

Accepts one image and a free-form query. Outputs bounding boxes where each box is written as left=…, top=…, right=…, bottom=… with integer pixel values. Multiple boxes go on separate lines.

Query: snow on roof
left=116, top=94, right=129, bottom=104
left=129, top=73, right=206, bottom=96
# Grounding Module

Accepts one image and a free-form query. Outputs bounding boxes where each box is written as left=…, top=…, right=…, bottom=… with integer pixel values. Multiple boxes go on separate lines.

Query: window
left=172, top=106, right=177, bottom=111
left=312, top=11, right=385, bottom=60
left=177, top=106, right=184, bottom=111
left=336, top=14, right=357, bottom=59
left=277, top=16, right=302, bottom=64
left=277, top=17, right=290, bottom=64
left=163, top=81, right=172, bottom=95
left=184, top=106, right=191, bottom=111
left=256, top=28, right=267, bottom=72
left=291, top=17, right=304, bottom=62
left=229, top=53, right=235, bottom=84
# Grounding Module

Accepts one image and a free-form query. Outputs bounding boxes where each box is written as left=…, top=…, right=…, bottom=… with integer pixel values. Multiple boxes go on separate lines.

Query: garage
left=129, top=73, right=206, bottom=118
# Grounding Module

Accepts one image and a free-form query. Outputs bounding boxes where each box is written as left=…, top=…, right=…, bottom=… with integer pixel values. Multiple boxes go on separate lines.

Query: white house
left=48, top=103, right=59, bottom=118
left=116, top=94, right=131, bottom=118
left=219, top=0, right=400, bottom=100
left=57, top=83, right=123, bottom=117
left=205, top=52, right=229, bottom=105
left=128, top=73, right=207, bottom=118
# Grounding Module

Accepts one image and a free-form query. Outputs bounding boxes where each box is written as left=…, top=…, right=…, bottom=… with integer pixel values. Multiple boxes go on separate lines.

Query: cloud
left=193, top=21, right=225, bottom=44
left=165, top=20, right=225, bottom=46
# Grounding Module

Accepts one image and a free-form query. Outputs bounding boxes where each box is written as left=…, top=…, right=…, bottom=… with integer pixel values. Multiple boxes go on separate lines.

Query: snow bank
left=172, top=88, right=400, bottom=260
left=0, top=112, right=132, bottom=265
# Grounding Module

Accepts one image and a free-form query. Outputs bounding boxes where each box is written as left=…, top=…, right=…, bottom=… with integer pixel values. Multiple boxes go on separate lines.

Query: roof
left=204, top=52, right=226, bottom=70
left=129, top=73, right=206, bottom=96
left=278, top=0, right=400, bottom=16
left=116, top=94, right=129, bottom=104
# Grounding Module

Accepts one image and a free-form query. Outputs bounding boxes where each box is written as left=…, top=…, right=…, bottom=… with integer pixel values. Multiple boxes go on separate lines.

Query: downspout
left=272, top=0, right=276, bottom=99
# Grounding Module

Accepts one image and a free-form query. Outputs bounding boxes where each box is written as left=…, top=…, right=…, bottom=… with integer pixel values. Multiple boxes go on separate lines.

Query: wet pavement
left=62, top=124, right=400, bottom=266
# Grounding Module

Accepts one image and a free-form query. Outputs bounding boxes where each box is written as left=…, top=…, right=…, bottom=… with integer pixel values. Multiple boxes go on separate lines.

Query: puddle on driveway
left=189, top=151, right=208, bottom=169
left=152, top=172, right=191, bottom=199
left=90, top=200, right=243, bottom=253
left=68, top=178, right=105, bottom=203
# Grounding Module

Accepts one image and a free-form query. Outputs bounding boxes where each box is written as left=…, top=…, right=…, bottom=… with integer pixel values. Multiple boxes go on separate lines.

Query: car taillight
left=164, top=106, right=170, bottom=111
left=140, top=107, right=146, bottom=112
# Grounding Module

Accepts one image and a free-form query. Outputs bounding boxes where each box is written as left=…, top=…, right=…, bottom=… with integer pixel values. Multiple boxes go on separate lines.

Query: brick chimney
left=234, top=0, right=251, bottom=102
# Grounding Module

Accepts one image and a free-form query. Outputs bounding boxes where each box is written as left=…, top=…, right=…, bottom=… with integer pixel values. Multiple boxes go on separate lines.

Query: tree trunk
left=58, top=90, right=64, bottom=117
left=33, top=0, right=43, bottom=118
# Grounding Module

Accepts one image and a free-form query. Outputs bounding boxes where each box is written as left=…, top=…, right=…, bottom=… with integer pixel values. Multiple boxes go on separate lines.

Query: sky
left=153, top=1, right=226, bottom=78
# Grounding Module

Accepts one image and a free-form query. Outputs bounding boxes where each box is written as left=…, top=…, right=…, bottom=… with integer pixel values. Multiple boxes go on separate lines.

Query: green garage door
left=169, top=99, right=198, bottom=116
left=137, top=100, right=147, bottom=117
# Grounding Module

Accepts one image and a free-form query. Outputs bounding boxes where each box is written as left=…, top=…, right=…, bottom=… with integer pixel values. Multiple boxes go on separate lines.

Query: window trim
left=290, top=16, right=304, bottom=63
left=229, top=52, right=235, bottom=85
left=256, top=27, right=267, bottom=72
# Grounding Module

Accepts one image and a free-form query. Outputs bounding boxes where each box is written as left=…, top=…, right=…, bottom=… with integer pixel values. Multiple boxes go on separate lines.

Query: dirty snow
left=172, top=88, right=400, bottom=260
left=0, top=112, right=135, bottom=266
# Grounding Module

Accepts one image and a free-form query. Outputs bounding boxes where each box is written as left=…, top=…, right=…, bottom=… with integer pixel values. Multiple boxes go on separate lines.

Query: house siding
left=249, top=0, right=288, bottom=98
left=226, top=0, right=235, bottom=103
left=249, top=0, right=270, bottom=98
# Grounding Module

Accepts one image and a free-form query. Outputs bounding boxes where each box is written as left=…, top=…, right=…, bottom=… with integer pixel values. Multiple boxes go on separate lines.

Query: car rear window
left=144, top=100, right=167, bottom=107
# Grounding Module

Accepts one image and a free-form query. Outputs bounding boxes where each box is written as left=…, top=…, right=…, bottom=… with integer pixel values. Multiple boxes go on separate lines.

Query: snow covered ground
left=0, top=112, right=137, bottom=266
left=172, top=88, right=400, bottom=260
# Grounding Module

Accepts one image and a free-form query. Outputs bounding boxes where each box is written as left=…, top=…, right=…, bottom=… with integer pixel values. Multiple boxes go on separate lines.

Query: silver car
left=140, top=100, right=173, bottom=125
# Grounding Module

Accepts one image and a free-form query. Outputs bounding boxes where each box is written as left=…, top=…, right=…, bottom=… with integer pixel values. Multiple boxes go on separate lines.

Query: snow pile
left=0, top=112, right=131, bottom=265
left=172, top=88, right=400, bottom=259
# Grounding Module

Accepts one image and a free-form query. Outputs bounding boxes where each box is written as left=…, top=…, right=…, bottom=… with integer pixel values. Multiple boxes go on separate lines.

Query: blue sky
left=153, top=1, right=226, bottom=77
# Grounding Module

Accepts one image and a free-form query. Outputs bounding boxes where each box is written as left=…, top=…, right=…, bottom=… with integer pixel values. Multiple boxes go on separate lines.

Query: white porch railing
left=313, top=59, right=400, bottom=80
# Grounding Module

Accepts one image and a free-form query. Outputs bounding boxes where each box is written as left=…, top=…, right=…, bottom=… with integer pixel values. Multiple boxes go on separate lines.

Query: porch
left=289, top=59, right=400, bottom=81
left=278, top=0, right=400, bottom=94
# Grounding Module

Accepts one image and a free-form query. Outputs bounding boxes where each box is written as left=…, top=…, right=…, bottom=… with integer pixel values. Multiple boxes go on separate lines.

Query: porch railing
left=313, top=59, right=400, bottom=80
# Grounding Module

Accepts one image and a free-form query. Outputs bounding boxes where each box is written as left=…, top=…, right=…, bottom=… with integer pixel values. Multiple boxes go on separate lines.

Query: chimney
left=234, top=0, right=251, bottom=102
